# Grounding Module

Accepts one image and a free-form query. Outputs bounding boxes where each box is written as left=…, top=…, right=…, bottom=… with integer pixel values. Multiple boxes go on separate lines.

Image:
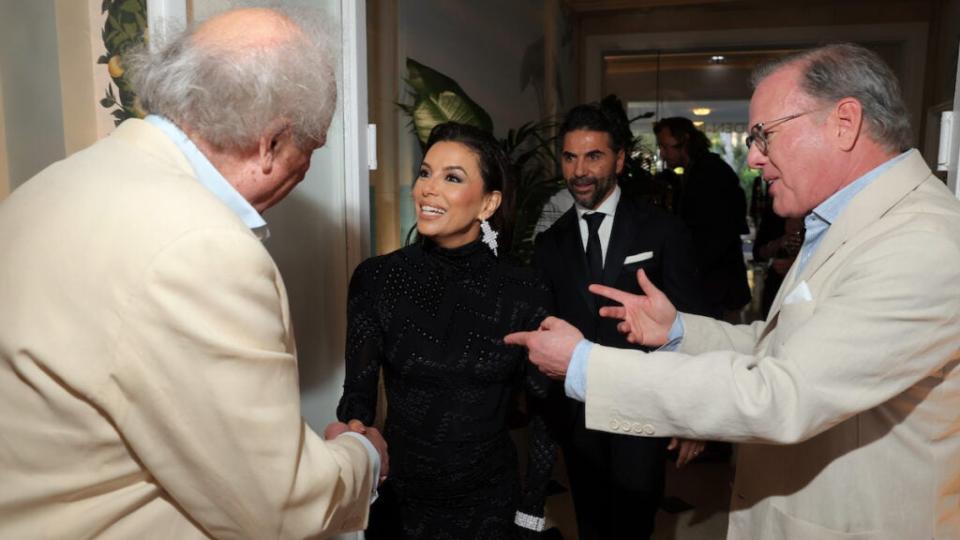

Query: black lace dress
left=336, top=239, right=557, bottom=539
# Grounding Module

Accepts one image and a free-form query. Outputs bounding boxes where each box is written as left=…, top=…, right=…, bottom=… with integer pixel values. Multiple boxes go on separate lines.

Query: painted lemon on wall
left=97, top=0, right=147, bottom=126
left=107, top=55, right=124, bottom=79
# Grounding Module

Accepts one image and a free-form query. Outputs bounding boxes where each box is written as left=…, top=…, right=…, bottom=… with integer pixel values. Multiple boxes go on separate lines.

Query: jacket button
left=631, top=423, right=644, bottom=434
left=642, top=424, right=655, bottom=435
left=609, top=419, right=620, bottom=430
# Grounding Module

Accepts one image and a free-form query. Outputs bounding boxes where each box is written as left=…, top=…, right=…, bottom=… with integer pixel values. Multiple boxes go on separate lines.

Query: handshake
left=324, top=419, right=389, bottom=484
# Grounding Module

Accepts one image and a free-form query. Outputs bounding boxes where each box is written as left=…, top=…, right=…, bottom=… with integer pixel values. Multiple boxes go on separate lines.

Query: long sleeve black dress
left=336, top=238, right=557, bottom=540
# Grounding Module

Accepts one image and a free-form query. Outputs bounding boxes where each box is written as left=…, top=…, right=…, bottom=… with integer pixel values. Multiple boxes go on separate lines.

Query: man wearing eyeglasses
left=507, top=43, right=960, bottom=539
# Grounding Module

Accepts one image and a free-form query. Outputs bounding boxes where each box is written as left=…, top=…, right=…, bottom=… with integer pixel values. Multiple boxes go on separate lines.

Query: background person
left=336, top=122, right=557, bottom=539
left=508, top=43, right=960, bottom=539
left=654, top=117, right=751, bottom=321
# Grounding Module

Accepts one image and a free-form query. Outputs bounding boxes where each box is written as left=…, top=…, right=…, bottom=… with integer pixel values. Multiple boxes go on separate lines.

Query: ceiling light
left=710, top=55, right=726, bottom=64
left=693, top=121, right=705, bottom=127
left=692, top=107, right=711, bottom=116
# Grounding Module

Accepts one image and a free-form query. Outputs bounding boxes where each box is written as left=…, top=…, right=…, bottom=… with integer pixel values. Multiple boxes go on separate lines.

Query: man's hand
left=324, top=420, right=390, bottom=483
left=504, top=316, right=583, bottom=380
left=668, top=438, right=705, bottom=468
left=589, top=269, right=677, bottom=347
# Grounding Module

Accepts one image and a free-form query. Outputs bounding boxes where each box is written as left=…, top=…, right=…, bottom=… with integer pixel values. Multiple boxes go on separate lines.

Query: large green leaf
left=411, top=91, right=490, bottom=145
left=404, top=58, right=493, bottom=141
left=406, top=58, right=465, bottom=97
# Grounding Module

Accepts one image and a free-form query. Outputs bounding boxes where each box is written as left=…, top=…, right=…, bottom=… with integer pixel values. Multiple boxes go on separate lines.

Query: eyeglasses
left=745, top=109, right=823, bottom=155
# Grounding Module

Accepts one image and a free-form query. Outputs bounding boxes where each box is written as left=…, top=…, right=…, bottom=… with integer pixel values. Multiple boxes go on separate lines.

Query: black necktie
left=583, top=212, right=605, bottom=284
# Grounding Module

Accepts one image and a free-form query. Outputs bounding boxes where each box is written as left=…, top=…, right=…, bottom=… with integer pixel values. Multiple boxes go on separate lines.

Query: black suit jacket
left=533, top=192, right=705, bottom=490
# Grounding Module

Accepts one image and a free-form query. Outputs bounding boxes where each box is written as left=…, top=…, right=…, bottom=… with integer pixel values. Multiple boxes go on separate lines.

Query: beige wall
left=367, top=0, right=401, bottom=254
left=0, top=0, right=117, bottom=195
left=55, top=0, right=116, bottom=153
left=0, top=0, right=66, bottom=190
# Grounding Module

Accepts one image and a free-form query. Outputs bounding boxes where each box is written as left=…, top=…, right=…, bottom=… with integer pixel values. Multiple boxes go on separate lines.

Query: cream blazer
left=0, top=120, right=374, bottom=539
left=584, top=150, right=960, bottom=539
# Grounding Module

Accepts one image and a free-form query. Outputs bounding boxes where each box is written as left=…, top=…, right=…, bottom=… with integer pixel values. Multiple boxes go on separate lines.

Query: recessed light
left=710, top=55, right=726, bottom=64
left=692, top=108, right=711, bottom=116
left=693, top=121, right=705, bottom=127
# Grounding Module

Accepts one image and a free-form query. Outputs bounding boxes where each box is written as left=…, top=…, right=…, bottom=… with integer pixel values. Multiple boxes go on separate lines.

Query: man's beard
left=566, top=173, right=616, bottom=210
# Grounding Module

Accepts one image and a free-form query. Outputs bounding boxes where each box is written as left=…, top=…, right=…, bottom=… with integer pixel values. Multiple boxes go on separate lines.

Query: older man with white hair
left=508, top=43, right=960, bottom=539
left=0, top=7, right=384, bottom=539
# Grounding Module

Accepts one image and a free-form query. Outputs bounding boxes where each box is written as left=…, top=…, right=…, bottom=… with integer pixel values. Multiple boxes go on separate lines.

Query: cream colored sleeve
left=677, top=313, right=767, bottom=356
left=97, top=228, right=374, bottom=539
left=586, top=229, right=960, bottom=444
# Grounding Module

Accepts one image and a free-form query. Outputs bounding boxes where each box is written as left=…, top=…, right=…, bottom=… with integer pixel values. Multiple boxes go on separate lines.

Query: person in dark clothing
left=654, top=117, right=751, bottom=321
left=753, top=203, right=804, bottom=318
left=533, top=97, right=706, bottom=540
left=337, top=122, right=557, bottom=539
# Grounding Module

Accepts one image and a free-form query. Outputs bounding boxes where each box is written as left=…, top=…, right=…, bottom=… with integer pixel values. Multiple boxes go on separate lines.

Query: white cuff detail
left=514, top=511, right=545, bottom=531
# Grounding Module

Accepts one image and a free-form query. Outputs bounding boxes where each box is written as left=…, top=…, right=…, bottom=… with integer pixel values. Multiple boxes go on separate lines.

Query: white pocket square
left=784, top=280, right=813, bottom=305
left=623, top=251, right=654, bottom=265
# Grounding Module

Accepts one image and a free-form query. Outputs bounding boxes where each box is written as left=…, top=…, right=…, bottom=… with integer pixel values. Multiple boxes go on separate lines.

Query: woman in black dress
left=336, top=122, right=557, bottom=539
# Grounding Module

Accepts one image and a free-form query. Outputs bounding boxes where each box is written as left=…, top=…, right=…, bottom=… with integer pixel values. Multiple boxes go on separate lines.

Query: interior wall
left=367, top=0, right=401, bottom=254
left=0, top=0, right=67, bottom=190
left=54, top=0, right=106, bottom=155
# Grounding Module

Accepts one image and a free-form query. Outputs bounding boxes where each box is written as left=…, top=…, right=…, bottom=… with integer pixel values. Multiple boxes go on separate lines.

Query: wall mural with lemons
left=97, top=0, right=147, bottom=125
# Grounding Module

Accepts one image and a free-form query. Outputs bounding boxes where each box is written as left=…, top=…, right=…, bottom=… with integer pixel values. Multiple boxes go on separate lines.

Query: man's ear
left=615, top=149, right=626, bottom=174
left=257, top=121, right=292, bottom=175
left=833, top=98, right=863, bottom=152
left=479, top=190, right=503, bottom=221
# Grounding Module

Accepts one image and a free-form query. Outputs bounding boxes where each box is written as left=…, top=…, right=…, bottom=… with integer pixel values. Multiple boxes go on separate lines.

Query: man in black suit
left=533, top=99, right=706, bottom=539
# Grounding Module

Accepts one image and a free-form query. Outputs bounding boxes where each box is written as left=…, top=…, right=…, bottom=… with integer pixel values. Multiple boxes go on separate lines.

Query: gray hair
left=125, top=7, right=337, bottom=150
left=751, top=43, right=912, bottom=153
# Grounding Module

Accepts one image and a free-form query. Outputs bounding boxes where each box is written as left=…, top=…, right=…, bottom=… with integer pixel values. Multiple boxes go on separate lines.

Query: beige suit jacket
left=585, top=150, right=960, bottom=539
left=0, top=120, right=375, bottom=539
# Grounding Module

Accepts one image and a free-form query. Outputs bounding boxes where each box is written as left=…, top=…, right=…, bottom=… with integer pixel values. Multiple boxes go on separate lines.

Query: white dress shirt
left=574, top=185, right=621, bottom=266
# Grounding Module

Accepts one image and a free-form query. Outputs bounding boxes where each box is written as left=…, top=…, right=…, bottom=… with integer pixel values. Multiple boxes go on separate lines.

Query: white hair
left=126, top=7, right=337, bottom=150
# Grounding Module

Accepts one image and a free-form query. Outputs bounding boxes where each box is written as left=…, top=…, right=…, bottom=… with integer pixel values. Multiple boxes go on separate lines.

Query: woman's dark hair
left=558, top=94, right=634, bottom=155
left=652, top=117, right=711, bottom=158
left=423, top=122, right=516, bottom=253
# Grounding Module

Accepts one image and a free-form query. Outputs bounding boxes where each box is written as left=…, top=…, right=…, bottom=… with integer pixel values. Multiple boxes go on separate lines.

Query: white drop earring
left=480, top=219, right=498, bottom=256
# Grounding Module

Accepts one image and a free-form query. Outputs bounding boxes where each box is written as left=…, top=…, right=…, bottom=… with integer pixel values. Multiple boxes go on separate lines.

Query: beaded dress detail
left=337, top=239, right=556, bottom=539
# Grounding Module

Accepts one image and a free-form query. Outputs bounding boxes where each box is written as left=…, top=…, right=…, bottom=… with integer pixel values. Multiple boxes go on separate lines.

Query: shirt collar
left=575, top=184, right=621, bottom=219
left=807, top=150, right=911, bottom=227
left=145, top=115, right=269, bottom=240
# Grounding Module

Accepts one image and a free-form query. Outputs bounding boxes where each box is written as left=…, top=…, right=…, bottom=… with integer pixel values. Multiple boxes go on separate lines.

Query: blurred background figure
left=752, top=202, right=804, bottom=319
left=655, top=117, right=751, bottom=322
